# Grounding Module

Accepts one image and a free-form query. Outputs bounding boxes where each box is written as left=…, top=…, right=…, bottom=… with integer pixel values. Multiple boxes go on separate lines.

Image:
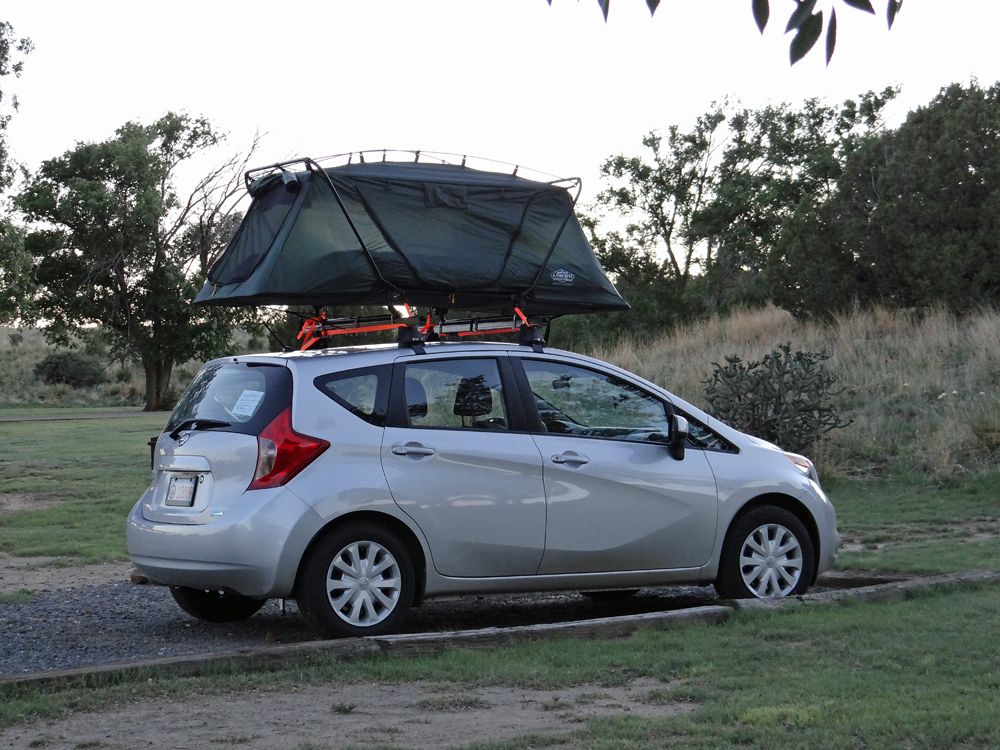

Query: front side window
left=521, top=359, right=669, bottom=443
left=402, top=359, right=509, bottom=430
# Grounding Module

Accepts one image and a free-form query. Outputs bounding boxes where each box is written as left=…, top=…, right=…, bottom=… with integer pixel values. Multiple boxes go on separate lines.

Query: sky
left=3, top=0, right=1000, bottom=207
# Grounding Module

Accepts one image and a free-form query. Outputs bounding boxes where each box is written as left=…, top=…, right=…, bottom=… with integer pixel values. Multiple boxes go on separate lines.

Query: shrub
left=703, top=343, right=850, bottom=454
left=33, top=350, right=108, bottom=388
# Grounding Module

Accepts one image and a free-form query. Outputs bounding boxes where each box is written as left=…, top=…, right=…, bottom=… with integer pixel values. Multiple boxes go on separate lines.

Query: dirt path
left=0, top=678, right=689, bottom=749
left=0, top=557, right=134, bottom=594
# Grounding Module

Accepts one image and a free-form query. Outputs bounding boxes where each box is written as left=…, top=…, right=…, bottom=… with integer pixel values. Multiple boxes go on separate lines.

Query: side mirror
left=670, top=415, right=688, bottom=461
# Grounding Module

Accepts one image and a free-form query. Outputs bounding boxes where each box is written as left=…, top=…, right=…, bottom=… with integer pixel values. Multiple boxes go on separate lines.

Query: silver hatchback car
left=128, top=341, right=839, bottom=637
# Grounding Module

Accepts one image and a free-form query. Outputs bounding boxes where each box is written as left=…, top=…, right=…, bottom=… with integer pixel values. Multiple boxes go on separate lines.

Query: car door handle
left=551, top=452, right=589, bottom=465
left=391, top=444, right=435, bottom=457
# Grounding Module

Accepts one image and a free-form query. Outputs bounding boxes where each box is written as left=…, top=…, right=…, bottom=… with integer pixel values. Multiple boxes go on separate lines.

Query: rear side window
left=314, top=365, right=390, bottom=426
left=402, top=359, right=509, bottom=431
left=165, top=362, right=291, bottom=435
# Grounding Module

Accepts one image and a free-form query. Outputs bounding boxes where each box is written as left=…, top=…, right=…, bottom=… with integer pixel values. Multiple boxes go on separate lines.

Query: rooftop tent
left=193, top=158, right=628, bottom=315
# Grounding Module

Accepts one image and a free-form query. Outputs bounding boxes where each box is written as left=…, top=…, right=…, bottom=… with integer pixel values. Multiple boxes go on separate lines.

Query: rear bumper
left=126, top=486, right=323, bottom=598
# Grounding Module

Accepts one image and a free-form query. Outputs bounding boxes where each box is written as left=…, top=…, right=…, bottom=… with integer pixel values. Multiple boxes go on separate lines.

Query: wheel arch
left=724, top=493, right=821, bottom=586
left=293, top=510, right=428, bottom=605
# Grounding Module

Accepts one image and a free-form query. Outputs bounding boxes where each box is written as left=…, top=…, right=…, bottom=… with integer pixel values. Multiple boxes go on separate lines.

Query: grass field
left=0, top=410, right=165, bottom=561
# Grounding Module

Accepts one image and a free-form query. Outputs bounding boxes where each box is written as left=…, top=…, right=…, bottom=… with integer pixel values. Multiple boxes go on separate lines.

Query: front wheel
left=296, top=522, right=415, bottom=638
left=169, top=586, right=266, bottom=623
left=715, top=506, right=816, bottom=599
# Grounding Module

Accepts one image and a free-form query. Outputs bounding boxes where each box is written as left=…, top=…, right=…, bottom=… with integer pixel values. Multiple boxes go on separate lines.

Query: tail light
left=248, top=407, right=329, bottom=490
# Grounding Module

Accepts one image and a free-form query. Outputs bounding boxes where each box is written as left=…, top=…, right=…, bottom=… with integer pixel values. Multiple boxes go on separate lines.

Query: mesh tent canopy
left=194, top=157, right=628, bottom=316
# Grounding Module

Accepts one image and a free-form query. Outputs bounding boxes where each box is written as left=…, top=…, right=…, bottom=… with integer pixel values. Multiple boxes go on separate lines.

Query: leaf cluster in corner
left=549, top=0, right=903, bottom=66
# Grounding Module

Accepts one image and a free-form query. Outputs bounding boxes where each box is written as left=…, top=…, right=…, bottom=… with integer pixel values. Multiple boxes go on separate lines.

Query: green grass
left=828, top=473, right=1000, bottom=573
left=0, top=589, right=35, bottom=604
left=0, top=414, right=165, bottom=561
left=2, top=585, right=998, bottom=747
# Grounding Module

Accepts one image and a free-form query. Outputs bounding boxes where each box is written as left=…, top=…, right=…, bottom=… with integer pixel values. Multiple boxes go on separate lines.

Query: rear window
left=165, top=362, right=291, bottom=435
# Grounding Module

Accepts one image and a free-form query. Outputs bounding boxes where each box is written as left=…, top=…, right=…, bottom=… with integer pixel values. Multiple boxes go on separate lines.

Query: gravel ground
left=1, top=580, right=721, bottom=675
left=0, top=571, right=888, bottom=675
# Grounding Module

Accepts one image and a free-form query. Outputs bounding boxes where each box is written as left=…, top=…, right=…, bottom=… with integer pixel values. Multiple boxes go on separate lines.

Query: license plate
left=165, top=475, right=198, bottom=507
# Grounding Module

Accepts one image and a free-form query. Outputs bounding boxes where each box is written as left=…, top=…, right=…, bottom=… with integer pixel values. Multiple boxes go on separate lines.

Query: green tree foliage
left=0, top=21, right=32, bottom=321
left=587, top=81, right=1000, bottom=342
left=698, top=88, right=896, bottom=310
left=0, top=20, right=32, bottom=191
left=557, top=0, right=902, bottom=65
left=775, top=81, right=1000, bottom=316
left=553, top=107, right=728, bottom=347
left=580, top=88, right=895, bottom=341
left=0, top=220, right=31, bottom=321
left=14, top=113, right=246, bottom=411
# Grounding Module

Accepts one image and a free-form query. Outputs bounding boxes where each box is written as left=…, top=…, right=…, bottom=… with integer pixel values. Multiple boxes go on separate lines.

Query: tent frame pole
left=522, top=177, right=584, bottom=299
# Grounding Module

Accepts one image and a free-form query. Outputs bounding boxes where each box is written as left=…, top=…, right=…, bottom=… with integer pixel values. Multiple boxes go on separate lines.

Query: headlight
left=784, top=451, right=819, bottom=483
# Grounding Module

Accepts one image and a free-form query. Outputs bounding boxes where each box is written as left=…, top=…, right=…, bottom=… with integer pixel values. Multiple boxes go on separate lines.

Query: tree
left=585, top=89, right=894, bottom=331
left=694, top=87, right=896, bottom=310
left=0, top=21, right=32, bottom=321
left=553, top=0, right=903, bottom=65
left=0, top=20, right=32, bottom=191
left=14, top=113, right=256, bottom=410
left=551, top=107, right=727, bottom=347
left=776, top=81, right=1000, bottom=315
left=596, top=106, right=727, bottom=293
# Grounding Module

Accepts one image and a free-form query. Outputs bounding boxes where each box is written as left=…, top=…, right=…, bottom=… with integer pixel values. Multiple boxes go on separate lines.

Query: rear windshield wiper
left=168, top=419, right=231, bottom=441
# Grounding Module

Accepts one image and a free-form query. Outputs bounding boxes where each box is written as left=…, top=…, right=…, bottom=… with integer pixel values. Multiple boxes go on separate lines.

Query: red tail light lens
left=248, top=407, right=329, bottom=490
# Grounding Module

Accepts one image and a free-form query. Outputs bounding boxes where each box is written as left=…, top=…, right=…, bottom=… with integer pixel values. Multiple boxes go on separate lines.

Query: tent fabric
left=194, top=161, right=628, bottom=315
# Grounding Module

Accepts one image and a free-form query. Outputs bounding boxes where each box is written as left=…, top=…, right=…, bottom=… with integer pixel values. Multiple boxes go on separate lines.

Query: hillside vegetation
left=591, top=305, right=1000, bottom=479
left=0, top=327, right=259, bottom=410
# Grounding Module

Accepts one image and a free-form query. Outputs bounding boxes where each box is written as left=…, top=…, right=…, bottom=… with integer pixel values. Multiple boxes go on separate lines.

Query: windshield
left=165, top=362, right=291, bottom=435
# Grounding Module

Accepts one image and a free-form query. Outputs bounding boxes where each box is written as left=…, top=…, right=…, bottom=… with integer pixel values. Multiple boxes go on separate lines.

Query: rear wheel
left=715, top=506, right=816, bottom=599
left=297, top=522, right=415, bottom=638
left=169, top=586, right=266, bottom=623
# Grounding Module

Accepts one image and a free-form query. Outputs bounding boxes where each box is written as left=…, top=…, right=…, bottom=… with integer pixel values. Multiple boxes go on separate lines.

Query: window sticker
left=232, top=389, right=265, bottom=418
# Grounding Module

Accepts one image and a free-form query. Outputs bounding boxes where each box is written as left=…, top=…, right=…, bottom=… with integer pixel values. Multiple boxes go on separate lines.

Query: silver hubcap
left=326, top=540, right=401, bottom=627
left=739, top=523, right=803, bottom=598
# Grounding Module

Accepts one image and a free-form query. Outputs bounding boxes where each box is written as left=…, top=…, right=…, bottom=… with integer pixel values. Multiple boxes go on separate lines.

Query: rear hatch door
left=142, top=359, right=291, bottom=524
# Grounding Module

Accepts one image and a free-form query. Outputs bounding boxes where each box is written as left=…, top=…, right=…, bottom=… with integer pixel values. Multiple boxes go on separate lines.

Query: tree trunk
left=142, top=358, right=174, bottom=412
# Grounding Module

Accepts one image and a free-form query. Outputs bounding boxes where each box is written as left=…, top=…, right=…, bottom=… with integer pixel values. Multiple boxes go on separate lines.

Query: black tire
left=296, top=522, right=415, bottom=638
left=714, top=505, right=816, bottom=600
left=169, top=586, right=266, bottom=623
left=580, top=589, right=640, bottom=602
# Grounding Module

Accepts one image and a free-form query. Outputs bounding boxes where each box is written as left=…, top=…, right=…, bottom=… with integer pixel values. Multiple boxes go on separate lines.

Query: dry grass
left=592, top=305, right=1000, bottom=479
